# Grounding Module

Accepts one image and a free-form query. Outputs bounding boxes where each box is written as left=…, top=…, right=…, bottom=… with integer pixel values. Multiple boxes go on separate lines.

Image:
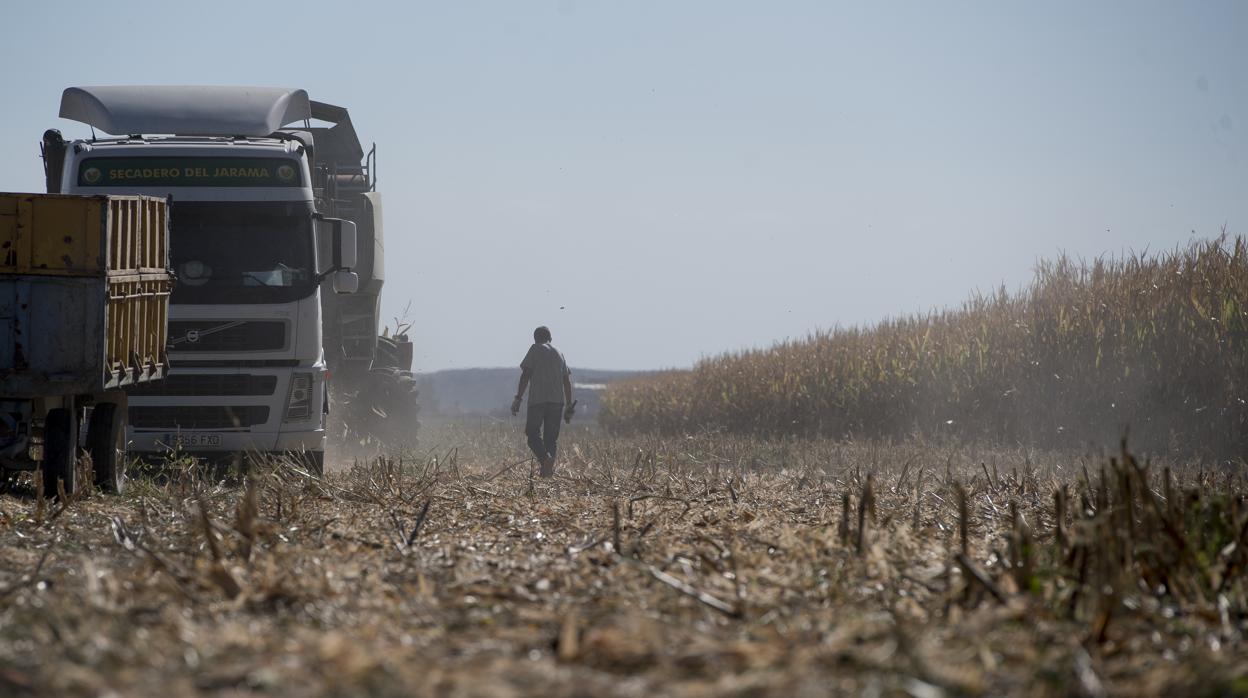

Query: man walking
left=511, top=326, right=574, bottom=477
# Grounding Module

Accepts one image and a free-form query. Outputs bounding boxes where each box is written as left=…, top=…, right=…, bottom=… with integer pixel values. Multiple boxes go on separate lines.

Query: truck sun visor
left=59, top=86, right=311, bottom=137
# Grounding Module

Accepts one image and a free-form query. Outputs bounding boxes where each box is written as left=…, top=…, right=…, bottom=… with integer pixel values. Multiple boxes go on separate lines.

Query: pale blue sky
left=1, top=1, right=1244, bottom=371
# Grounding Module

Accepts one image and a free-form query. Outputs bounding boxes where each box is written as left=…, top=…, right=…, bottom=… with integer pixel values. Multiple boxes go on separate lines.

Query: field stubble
left=0, top=422, right=1245, bottom=696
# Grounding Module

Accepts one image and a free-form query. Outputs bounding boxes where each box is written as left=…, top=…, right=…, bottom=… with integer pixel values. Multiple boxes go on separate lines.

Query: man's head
left=533, top=326, right=552, bottom=344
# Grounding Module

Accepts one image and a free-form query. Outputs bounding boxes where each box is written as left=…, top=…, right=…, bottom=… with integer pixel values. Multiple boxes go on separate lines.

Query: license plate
left=164, top=433, right=223, bottom=448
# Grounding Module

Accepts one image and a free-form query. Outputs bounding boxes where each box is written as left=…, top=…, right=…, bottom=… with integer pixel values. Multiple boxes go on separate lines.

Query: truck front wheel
left=299, top=450, right=325, bottom=477
left=42, top=407, right=77, bottom=498
left=89, top=403, right=126, bottom=494
left=278, top=450, right=324, bottom=477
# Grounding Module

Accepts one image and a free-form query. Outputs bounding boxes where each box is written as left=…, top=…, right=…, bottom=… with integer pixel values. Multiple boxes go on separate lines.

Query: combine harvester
left=41, top=86, right=418, bottom=474
left=301, top=100, right=420, bottom=451
left=0, top=193, right=172, bottom=494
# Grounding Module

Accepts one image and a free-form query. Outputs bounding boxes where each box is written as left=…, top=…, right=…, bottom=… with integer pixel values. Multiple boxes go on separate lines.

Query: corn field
left=601, top=236, right=1248, bottom=458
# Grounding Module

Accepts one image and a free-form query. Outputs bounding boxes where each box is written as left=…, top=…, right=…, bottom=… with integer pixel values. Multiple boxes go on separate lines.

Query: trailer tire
left=89, top=403, right=126, bottom=494
left=42, top=407, right=77, bottom=498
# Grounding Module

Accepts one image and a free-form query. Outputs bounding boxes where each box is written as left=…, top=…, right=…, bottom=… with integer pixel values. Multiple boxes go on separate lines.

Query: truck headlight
left=284, top=373, right=314, bottom=421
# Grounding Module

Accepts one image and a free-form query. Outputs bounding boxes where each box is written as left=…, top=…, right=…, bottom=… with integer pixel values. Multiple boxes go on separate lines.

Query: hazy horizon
left=1, top=1, right=1244, bottom=372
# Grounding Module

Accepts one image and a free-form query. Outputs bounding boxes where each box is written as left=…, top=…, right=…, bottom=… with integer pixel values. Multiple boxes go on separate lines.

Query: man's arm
left=511, top=368, right=531, bottom=415
left=516, top=368, right=531, bottom=400
left=562, top=364, right=575, bottom=423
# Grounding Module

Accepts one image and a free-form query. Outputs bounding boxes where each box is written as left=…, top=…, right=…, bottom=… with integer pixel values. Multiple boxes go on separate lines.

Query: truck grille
left=128, top=374, right=278, bottom=397
left=167, top=320, right=286, bottom=352
left=130, top=406, right=270, bottom=430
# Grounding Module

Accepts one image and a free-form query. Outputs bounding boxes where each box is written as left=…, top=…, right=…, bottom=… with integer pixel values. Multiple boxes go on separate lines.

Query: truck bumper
left=127, top=366, right=327, bottom=459
left=127, top=426, right=325, bottom=457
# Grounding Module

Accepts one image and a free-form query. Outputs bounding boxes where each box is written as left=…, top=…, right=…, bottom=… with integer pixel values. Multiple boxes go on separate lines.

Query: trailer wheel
left=42, top=407, right=77, bottom=498
left=89, top=403, right=126, bottom=494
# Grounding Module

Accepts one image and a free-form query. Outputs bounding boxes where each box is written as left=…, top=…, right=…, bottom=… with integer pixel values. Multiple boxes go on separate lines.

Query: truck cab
left=46, top=86, right=358, bottom=471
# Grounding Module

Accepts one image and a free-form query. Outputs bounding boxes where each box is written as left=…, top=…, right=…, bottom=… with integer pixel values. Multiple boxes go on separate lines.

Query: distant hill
left=413, top=367, right=653, bottom=419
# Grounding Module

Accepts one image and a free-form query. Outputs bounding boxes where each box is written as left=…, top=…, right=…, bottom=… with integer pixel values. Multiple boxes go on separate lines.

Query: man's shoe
left=539, top=456, right=555, bottom=478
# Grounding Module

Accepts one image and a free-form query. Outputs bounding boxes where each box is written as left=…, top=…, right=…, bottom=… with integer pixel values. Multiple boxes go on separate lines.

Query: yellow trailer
left=0, top=193, right=172, bottom=494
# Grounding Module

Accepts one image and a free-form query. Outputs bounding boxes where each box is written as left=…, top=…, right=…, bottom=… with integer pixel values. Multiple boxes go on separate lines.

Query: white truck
left=42, top=86, right=361, bottom=473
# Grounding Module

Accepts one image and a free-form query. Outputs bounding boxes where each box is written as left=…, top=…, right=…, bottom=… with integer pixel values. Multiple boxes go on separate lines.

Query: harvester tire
left=42, top=407, right=77, bottom=498
left=89, top=403, right=126, bottom=494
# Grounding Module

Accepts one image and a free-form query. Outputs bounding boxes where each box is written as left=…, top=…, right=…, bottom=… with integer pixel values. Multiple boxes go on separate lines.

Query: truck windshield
left=170, top=201, right=317, bottom=305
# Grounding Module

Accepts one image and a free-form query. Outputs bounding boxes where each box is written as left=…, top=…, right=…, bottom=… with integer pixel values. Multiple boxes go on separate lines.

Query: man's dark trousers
left=525, top=402, right=563, bottom=475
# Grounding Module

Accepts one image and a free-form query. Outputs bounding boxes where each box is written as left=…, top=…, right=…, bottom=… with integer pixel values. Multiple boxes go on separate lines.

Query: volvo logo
left=167, top=320, right=247, bottom=348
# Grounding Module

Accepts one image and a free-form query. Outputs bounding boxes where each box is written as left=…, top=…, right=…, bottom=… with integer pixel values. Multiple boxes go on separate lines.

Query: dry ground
left=0, top=421, right=1245, bottom=697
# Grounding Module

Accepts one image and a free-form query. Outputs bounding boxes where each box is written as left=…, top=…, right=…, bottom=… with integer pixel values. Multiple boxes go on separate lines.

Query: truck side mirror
left=332, top=270, right=359, bottom=294
left=335, top=220, right=358, bottom=270
left=314, top=216, right=358, bottom=272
